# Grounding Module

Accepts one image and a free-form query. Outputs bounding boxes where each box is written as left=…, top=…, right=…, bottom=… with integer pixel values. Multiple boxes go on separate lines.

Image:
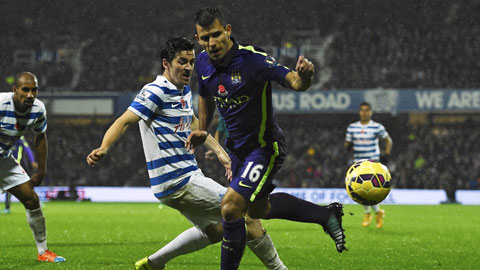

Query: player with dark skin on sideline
left=186, top=8, right=346, bottom=270
left=1, top=72, right=64, bottom=262
left=8, top=74, right=47, bottom=211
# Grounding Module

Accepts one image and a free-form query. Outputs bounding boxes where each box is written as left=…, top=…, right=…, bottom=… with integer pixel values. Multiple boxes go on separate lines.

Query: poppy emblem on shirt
left=180, top=98, right=186, bottom=109
left=218, top=85, right=228, bottom=97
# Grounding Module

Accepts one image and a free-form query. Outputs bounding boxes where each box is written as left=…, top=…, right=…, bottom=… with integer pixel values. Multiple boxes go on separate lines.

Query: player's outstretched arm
left=30, top=133, right=48, bottom=186
left=284, top=55, right=315, bottom=92
left=86, top=110, right=140, bottom=167
left=191, top=115, right=232, bottom=180
left=186, top=95, right=216, bottom=150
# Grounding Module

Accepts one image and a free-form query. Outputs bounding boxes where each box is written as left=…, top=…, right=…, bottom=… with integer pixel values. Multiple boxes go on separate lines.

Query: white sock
left=247, top=232, right=287, bottom=270
left=148, top=227, right=211, bottom=269
left=372, top=204, right=380, bottom=213
left=26, top=207, right=47, bottom=254
left=363, top=205, right=371, bottom=213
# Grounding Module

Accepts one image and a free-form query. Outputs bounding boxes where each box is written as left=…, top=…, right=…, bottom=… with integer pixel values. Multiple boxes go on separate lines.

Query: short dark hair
left=359, top=102, right=371, bottom=109
left=15, top=71, right=37, bottom=87
left=194, top=7, right=225, bottom=29
left=160, top=37, right=195, bottom=71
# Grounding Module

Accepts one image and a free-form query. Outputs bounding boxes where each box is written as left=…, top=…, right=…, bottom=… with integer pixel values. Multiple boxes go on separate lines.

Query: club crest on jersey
left=231, top=69, right=241, bottom=84
left=218, top=85, right=228, bottom=97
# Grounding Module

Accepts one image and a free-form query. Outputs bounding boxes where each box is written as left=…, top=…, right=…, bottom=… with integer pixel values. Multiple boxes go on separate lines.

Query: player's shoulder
left=369, top=120, right=384, bottom=128
left=0, top=92, right=13, bottom=104
left=237, top=43, right=270, bottom=62
left=141, top=76, right=176, bottom=97
left=32, top=98, right=46, bottom=113
left=195, top=51, right=210, bottom=69
left=348, top=121, right=361, bottom=128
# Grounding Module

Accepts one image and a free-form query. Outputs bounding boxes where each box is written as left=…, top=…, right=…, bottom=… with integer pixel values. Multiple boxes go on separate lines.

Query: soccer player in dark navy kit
left=186, top=8, right=347, bottom=269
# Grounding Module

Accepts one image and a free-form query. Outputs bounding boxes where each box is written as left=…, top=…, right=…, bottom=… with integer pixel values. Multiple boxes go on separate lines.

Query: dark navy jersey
left=196, top=38, right=290, bottom=155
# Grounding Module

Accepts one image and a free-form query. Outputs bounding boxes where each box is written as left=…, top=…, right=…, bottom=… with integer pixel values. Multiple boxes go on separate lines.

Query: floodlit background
left=1, top=0, right=479, bottom=202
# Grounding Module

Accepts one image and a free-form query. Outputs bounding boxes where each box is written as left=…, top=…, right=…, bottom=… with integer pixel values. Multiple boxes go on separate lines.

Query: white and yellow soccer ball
left=345, top=159, right=392, bottom=205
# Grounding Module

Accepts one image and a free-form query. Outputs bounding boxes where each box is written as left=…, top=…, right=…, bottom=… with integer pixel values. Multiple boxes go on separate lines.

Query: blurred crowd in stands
left=1, top=0, right=479, bottom=91
left=2, top=0, right=479, bottom=191
left=26, top=115, right=478, bottom=191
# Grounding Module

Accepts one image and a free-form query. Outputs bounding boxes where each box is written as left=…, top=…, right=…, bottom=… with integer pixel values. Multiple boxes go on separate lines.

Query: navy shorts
left=229, top=141, right=286, bottom=202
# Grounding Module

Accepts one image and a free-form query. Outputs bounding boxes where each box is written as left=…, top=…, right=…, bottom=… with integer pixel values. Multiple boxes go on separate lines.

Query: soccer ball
left=345, top=160, right=392, bottom=205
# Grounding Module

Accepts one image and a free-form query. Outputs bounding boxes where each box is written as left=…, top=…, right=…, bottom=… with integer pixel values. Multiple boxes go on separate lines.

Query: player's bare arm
left=185, top=94, right=216, bottom=150
left=344, top=141, right=353, bottom=151
left=284, top=55, right=315, bottom=92
left=87, top=110, right=140, bottom=166
left=30, top=132, right=47, bottom=186
left=191, top=115, right=232, bottom=180
left=384, top=135, right=392, bottom=155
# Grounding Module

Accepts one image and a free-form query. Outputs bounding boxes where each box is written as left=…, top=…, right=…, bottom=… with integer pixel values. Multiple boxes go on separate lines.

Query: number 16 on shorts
left=241, top=162, right=264, bottom=183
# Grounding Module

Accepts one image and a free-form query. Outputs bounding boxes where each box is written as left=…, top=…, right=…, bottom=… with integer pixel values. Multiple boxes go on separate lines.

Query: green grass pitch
left=1, top=202, right=479, bottom=269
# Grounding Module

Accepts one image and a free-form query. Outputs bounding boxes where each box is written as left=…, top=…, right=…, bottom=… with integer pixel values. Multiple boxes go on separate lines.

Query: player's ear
left=162, top=59, right=170, bottom=71
left=194, top=34, right=199, bottom=42
left=225, top=24, right=232, bottom=37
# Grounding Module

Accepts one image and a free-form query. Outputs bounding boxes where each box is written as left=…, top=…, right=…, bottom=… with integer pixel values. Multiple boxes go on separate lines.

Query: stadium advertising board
left=271, top=89, right=480, bottom=113
left=3, top=187, right=477, bottom=205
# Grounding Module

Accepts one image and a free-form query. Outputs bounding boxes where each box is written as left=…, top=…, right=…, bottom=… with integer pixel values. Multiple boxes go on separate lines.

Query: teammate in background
left=86, top=37, right=287, bottom=270
left=187, top=8, right=346, bottom=269
left=2, top=136, right=38, bottom=214
left=344, top=102, right=392, bottom=228
left=0, top=72, right=65, bottom=262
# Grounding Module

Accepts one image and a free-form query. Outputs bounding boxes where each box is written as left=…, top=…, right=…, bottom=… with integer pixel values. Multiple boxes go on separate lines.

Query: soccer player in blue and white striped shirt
left=345, top=102, right=392, bottom=228
left=0, top=72, right=65, bottom=262
left=87, top=37, right=286, bottom=270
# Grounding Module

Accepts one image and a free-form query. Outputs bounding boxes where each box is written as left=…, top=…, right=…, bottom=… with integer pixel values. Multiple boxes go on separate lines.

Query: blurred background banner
left=3, top=187, right=480, bottom=205
left=37, top=89, right=480, bottom=116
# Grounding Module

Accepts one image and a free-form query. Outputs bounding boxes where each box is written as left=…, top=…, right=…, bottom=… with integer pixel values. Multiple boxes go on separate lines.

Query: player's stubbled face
left=359, top=105, right=372, bottom=122
left=168, top=50, right=195, bottom=88
left=13, top=78, right=38, bottom=112
left=195, top=19, right=231, bottom=62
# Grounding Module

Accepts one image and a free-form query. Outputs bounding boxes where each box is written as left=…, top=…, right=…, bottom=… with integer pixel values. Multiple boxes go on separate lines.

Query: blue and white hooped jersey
left=0, top=92, right=47, bottom=158
left=345, top=120, right=388, bottom=162
left=128, top=75, right=201, bottom=199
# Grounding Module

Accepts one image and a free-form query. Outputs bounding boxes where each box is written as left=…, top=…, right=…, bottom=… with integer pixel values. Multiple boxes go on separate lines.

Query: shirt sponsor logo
left=214, top=95, right=250, bottom=109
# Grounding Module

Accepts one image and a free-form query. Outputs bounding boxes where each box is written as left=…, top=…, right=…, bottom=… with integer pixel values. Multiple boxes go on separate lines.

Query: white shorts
left=160, top=172, right=227, bottom=230
left=0, top=156, right=30, bottom=193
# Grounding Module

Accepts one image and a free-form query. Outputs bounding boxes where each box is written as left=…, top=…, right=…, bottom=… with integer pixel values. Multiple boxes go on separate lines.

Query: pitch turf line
left=0, top=202, right=479, bottom=269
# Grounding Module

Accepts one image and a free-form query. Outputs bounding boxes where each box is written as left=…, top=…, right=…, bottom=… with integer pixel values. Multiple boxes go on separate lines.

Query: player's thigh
left=1, top=157, right=31, bottom=197
left=229, top=144, right=284, bottom=204
left=165, top=174, right=226, bottom=230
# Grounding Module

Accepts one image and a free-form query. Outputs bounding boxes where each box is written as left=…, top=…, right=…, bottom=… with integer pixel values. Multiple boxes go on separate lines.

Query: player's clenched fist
left=86, top=148, right=108, bottom=167
left=295, top=55, right=314, bottom=78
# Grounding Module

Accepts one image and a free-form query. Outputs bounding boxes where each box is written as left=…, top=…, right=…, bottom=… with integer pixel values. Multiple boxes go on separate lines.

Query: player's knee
left=221, top=201, right=243, bottom=221
left=22, top=191, right=40, bottom=210
left=203, top=224, right=223, bottom=243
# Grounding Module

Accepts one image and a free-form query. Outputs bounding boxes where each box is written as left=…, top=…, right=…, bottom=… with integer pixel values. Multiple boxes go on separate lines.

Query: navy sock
left=221, top=218, right=246, bottom=270
left=265, top=192, right=330, bottom=225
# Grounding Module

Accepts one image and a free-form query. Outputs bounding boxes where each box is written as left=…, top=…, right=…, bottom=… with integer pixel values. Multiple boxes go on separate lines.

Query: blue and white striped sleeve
left=128, top=88, right=164, bottom=120
left=378, top=124, right=389, bottom=139
left=345, top=125, right=352, bottom=142
left=32, top=108, right=47, bottom=134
